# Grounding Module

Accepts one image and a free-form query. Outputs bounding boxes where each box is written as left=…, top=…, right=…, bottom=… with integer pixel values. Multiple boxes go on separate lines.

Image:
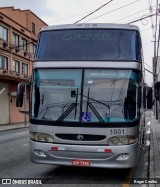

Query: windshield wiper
left=84, top=88, right=106, bottom=124
left=88, top=103, right=104, bottom=124
left=56, top=103, right=77, bottom=124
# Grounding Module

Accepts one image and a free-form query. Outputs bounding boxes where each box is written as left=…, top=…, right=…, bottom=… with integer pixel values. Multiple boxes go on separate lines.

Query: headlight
left=119, top=137, right=129, bottom=144
left=107, top=136, right=137, bottom=146
left=30, top=132, right=54, bottom=143
left=110, top=137, right=119, bottom=145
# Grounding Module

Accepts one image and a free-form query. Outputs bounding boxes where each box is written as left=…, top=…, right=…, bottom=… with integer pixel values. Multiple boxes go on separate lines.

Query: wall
left=0, top=82, right=9, bottom=124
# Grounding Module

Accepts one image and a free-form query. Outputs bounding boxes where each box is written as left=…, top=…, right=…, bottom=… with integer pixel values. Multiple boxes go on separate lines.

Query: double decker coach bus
left=16, top=23, right=152, bottom=168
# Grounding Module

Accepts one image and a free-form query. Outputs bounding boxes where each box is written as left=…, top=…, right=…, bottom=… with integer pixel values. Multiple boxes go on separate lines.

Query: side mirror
left=16, top=84, right=24, bottom=107
left=143, top=86, right=152, bottom=109
left=146, top=87, right=152, bottom=109
left=16, top=82, right=30, bottom=114
left=154, top=81, right=160, bottom=100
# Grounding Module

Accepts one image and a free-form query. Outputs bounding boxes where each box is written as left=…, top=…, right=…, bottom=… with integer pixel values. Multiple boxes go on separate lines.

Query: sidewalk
left=150, top=112, right=160, bottom=186
left=0, top=122, right=29, bottom=132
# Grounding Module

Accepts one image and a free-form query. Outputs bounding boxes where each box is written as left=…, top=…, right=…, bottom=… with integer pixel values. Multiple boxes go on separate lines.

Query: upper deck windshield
left=36, top=29, right=141, bottom=61
left=31, top=69, right=140, bottom=126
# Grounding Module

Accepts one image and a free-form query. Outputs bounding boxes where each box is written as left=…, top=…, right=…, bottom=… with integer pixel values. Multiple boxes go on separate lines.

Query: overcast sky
left=0, top=0, right=157, bottom=86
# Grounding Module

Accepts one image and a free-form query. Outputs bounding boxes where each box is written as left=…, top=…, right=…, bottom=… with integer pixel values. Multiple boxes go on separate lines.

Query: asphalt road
left=0, top=126, right=150, bottom=187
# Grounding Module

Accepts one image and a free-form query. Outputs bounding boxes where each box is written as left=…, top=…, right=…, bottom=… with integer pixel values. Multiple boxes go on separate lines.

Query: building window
left=0, top=56, right=8, bottom=69
left=32, top=23, right=35, bottom=34
left=21, top=38, right=27, bottom=51
left=32, top=43, right=37, bottom=55
left=22, top=63, right=28, bottom=75
left=0, top=26, right=8, bottom=41
left=12, top=60, right=20, bottom=73
left=12, top=32, right=19, bottom=46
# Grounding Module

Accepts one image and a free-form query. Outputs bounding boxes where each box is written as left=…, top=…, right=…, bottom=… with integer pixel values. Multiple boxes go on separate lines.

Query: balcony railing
left=0, top=68, right=31, bottom=82
left=0, top=39, right=35, bottom=60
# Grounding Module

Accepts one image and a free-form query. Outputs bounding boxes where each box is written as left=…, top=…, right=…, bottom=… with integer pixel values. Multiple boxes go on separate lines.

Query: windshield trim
left=30, top=118, right=140, bottom=128
left=33, top=61, right=142, bottom=70
left=31, top=68, right=140, bottom=125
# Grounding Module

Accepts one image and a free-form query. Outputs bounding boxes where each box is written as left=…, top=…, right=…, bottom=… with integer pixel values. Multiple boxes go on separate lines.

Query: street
left=0, top=121, right=150, bottom=186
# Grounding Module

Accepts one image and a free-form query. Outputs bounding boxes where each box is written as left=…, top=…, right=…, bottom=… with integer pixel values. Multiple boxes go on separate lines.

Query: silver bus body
left=29, top=23, right=145, bottom=168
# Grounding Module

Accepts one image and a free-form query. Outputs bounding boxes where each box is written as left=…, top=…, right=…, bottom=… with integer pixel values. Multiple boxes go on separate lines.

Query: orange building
left=0, top=7, right=47, bottom=125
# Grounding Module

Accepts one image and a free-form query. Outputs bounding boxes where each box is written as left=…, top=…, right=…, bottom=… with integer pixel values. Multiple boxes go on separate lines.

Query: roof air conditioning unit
left=24, top=51, right=28, bottom=56
left=3, top=42, right=8, bottom=48
left=15, top=48, right=19, bottom=53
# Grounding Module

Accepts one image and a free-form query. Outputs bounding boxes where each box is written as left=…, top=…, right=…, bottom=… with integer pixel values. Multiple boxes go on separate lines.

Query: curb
left=149, top=115, right=155, bottom=187
left=0, top=125, right=29, bottom=132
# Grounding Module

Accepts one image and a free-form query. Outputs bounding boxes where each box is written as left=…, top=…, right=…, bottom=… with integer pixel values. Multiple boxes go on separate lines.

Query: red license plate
left=72, top=160, right=90, bottom=167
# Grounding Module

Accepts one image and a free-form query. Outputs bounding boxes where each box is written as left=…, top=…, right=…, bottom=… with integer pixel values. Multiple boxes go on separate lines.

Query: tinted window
left=36, top=29, right=141, bottom=61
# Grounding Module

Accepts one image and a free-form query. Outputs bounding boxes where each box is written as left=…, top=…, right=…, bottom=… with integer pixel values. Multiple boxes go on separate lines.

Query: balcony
left=0, top=40, right=10, bottom=51
left=0, top=39, right=34, bottom=60
left=0, top=68, right=30, bottom=83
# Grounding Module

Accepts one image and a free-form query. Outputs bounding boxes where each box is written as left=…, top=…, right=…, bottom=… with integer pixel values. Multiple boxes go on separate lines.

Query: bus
left=16, top=23, right=152, bottom=168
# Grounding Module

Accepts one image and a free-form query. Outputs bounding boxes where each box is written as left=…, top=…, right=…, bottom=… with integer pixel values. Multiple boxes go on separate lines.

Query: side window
left=32, top=43, right=37, bottom=57
left=22, top=63, right=28, bottom=75
left=0, top=55, right=8, bottom=69
left=21, top=38, right=27, bottom=51
left=12, top=32, right=19, bottom=46
left=12, top=60, right=20, bottom=73
left=0, top=26, right=8, bottom=41
left=32, top=23, right=35, bottom=34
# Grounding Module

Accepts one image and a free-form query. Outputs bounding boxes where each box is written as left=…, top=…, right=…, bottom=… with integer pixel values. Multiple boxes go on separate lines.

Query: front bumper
left=30, top=140, right=139, bottom=168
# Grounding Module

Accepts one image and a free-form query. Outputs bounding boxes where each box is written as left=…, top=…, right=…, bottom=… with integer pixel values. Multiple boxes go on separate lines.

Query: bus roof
left=40, top=23, right=140, bottom=32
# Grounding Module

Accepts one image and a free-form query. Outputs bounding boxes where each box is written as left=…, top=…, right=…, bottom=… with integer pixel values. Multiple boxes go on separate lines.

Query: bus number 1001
left=110, top=129, right=125, bottom=135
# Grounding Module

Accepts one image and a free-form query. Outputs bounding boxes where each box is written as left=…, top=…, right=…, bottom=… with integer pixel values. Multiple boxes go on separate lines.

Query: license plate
left=72, top=160, right=90, bottom=167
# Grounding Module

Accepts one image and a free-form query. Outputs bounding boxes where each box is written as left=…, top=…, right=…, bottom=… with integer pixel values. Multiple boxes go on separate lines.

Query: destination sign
left=86, top=71, right=132, bottom=79
left=63, top=33, right=111, bottom=41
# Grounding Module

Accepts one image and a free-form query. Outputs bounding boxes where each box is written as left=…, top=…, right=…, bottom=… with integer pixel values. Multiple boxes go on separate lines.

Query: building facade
left=0, top=7, right=47, bottom=125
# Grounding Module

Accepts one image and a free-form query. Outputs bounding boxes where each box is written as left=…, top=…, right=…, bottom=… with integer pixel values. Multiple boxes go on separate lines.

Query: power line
left=148, top=0, right=155, bottom=37
left=127, top=13, right=156, bottom=24
left=112, top=5, right=156, bottom=23
left=145, top=68, right=154, bottom=75
left=83, top=0, right=140, bottom=23
left=47, top=0, right=134, bottom=24
left=124, top=8, right=156, bottom=25
left=145, top=62, right=153, bottom=70
left=141, top=24, right=159, bottom=32
left=74, top=0, right=113, bottom=24
left=47, top=10, right=92, bottom=24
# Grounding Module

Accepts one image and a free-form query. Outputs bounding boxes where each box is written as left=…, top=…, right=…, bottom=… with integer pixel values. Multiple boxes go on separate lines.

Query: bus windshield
left=31, top=69, right=140, bottom=124
left=36, top=29, right=141, bottom=61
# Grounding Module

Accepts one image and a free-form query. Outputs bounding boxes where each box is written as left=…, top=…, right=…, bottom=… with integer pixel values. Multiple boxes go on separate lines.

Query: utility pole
left=153, top=0, right=159, bottom=119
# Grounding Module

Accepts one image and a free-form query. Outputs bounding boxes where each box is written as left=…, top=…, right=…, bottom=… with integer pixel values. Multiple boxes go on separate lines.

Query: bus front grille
left=55, top=134, right=106, bottom=141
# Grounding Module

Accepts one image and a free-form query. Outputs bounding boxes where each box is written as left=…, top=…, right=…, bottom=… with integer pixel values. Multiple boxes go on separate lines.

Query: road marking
left=145, top=140, right=150, bottom=146
left=147, top=121, right=151, bottom=126
left=22, top=143, right=28, bottom=146
left=146, top=128, right=151, bottom=134
left=16, top=131, right=28, bottom=136
left=122, top=168, right=133, bottom=187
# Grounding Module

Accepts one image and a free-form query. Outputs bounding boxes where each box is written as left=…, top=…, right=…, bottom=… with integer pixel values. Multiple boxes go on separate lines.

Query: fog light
left=116, top=153, right=129, bottom=160
left=38, top=150, right=43, bottom=155
left=34, top=149, right=46, bottom=157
